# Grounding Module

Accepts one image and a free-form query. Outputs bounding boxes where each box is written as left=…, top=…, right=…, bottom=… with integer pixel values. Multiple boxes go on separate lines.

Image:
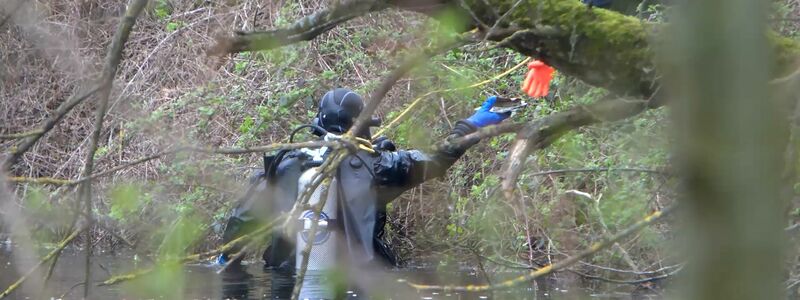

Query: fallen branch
left=0, top=226, right=85, bottom=299
left=406, top=203, right=676, bottom=291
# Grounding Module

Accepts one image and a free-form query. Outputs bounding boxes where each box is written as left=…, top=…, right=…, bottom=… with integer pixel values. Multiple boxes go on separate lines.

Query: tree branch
left=76, top=0, right=148, bottom=296
left=209, top=0, right=387, bottom=55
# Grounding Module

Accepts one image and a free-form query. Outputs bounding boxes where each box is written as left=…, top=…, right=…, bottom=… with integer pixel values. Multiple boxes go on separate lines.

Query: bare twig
left=372, top=58, right=530, bottom=138
left=482, top=0, right=525, bottom=42
left=57, top=282, right=86, bottom=299
left=437, top=98, right=654, bottom=155
left=500, top=98, right=653, bottom=200
left=349, top=39, right=463, bottom=138
left=7, top=176, right=74, bottom=185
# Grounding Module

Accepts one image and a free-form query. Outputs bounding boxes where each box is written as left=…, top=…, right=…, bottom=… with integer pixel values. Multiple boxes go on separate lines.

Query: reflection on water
left=0, top=247, right=504, bottom=299
left=1, top=244, right=658, bottom=299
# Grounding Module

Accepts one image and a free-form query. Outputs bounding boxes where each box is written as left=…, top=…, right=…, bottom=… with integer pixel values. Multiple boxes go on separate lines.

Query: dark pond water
left=0, top=244, right=646, bottom=299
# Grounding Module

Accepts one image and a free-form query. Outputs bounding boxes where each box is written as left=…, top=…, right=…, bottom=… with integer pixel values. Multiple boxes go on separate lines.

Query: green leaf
left=239, top=116, right=254, bottom=134
left=109, top=184, right=144, bottom=222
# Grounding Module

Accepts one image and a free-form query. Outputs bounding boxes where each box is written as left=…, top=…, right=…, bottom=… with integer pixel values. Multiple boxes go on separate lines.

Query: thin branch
left=77, top=0, right=148, bottom=296
left=3, top=85, right=101, bottom=170
left=372, top=57, right=530, bottom=138
left=7, top=176, right=74, bottom=185
left=215, top=244, right=250, bottom=274
left=406, top=204, right=676, bottom=291
left=0, top=130, right=43, bottom=140
left=482, top=0, right=525, bottom=42
left=577, top=261, right=683, bottom=276
left=437, top=98, right=654, bottom=155
left=57, top=282, right=86, bottom=299
left=185, top=140, right=333, bottom=155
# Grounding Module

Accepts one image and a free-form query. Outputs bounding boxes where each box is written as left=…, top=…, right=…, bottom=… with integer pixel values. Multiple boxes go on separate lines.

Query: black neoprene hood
left=316, top=88, right=365, bottom=133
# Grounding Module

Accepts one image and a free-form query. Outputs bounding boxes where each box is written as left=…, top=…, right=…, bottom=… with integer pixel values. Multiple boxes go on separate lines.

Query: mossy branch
left=78, top=1, right=148, bottom=295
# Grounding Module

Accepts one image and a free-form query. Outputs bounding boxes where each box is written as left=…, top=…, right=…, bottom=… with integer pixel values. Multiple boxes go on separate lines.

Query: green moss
left=768, top=32, right=800, bottom=76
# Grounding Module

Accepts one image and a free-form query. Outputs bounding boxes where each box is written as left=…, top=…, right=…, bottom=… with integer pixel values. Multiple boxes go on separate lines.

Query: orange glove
left=521, top=60, right=555, bottom=98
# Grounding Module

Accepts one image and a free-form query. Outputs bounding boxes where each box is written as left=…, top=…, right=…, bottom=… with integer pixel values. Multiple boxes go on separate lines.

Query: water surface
left=0, top=245, right=646, bottom=299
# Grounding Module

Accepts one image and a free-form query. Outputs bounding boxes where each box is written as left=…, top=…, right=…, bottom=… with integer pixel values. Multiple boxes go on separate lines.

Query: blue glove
left=466, top=96, right=511, bottom=128
left=215, top=254, right=228, bottom=266
left=582, top=0, right=612, bottom=8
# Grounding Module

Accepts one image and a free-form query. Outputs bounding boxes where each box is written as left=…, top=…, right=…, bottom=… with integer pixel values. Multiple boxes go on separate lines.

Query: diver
left=215, top=87, right=511, bottom=272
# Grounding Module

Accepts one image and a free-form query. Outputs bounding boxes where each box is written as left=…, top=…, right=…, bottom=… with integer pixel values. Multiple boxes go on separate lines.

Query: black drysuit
left=220, top=121, right=479, bottom=269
